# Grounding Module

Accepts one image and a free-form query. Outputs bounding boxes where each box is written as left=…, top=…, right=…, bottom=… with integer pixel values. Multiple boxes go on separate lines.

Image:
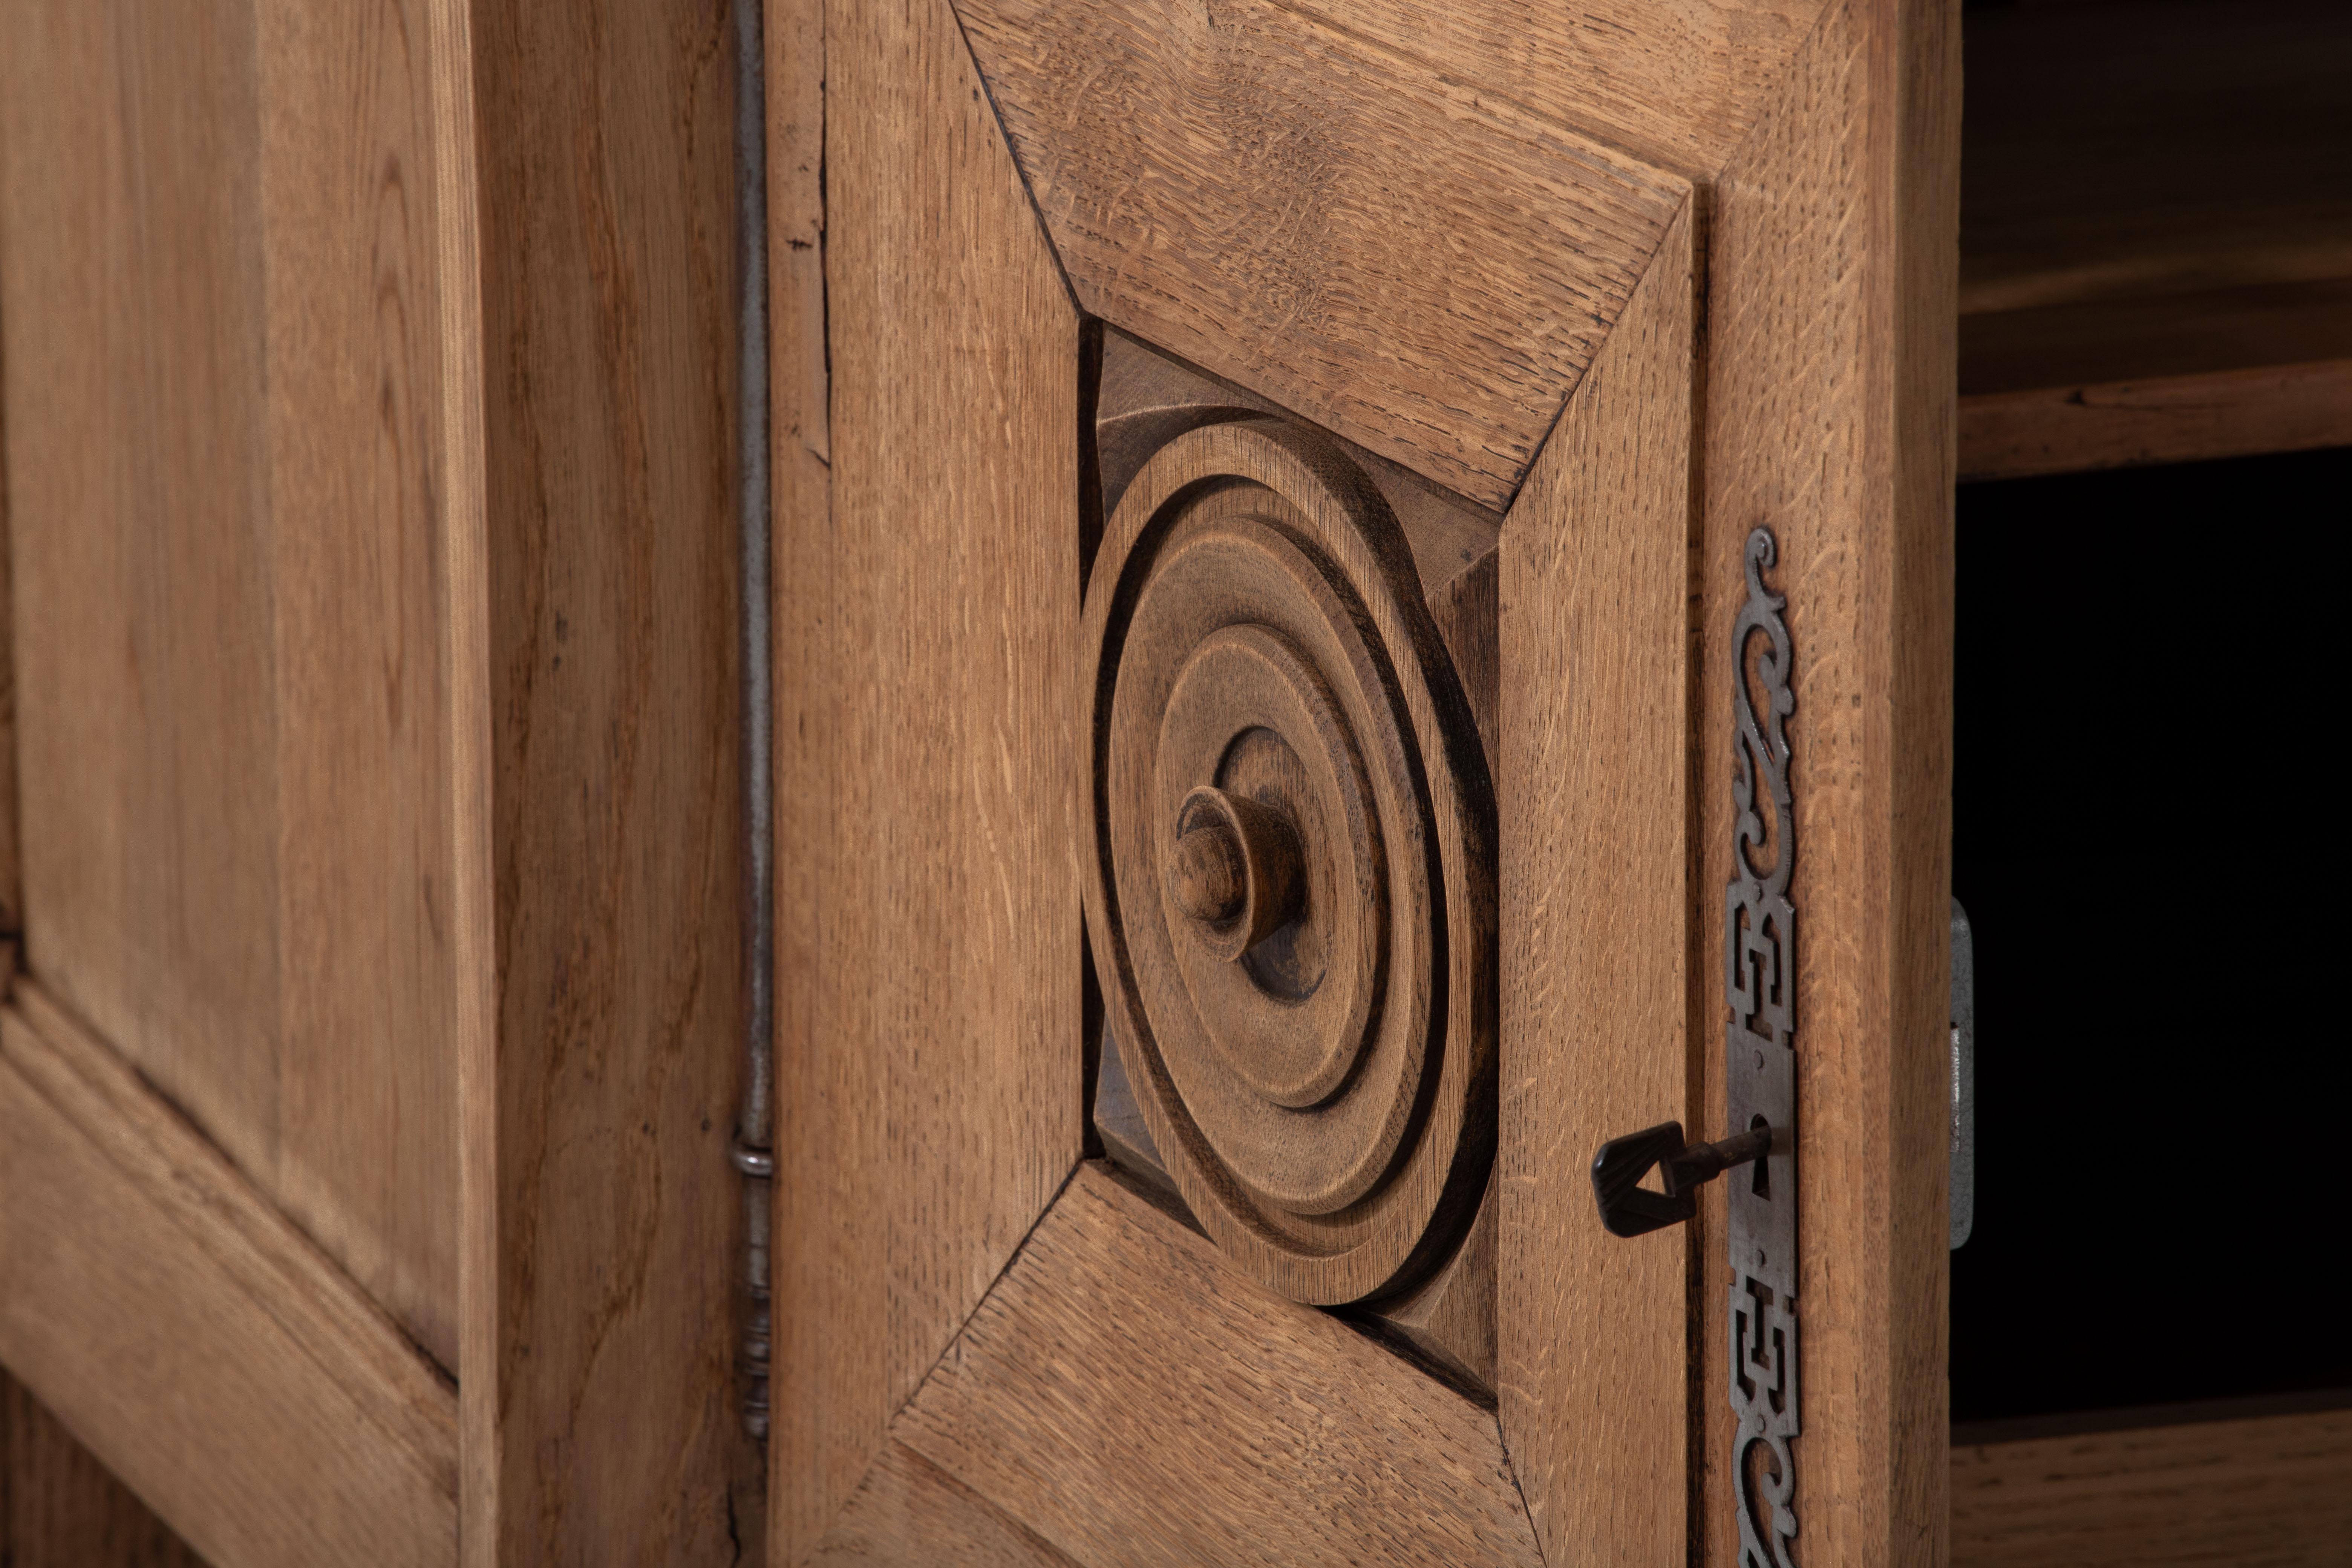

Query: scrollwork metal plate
left=1727, top=526, right=1799, bottom=1568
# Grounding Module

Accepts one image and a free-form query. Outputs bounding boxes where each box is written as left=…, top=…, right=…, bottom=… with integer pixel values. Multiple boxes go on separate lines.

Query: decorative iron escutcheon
left=1586, top=525, right=1801, bottom=1566
left=1725, top=525, right=1800, bottom=1568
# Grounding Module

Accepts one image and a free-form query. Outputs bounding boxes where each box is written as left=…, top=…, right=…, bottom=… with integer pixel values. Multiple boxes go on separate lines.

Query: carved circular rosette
left=1082, top=416, right=1495, bottom=1306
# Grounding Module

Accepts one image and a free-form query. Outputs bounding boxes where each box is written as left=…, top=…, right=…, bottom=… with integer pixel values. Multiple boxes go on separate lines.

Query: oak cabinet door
left=768, top=0, right=1960, bottom=1563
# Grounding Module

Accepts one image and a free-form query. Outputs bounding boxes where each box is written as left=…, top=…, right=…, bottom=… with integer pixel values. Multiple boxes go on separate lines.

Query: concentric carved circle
left=1082, top=416, right=1494, bottom=1305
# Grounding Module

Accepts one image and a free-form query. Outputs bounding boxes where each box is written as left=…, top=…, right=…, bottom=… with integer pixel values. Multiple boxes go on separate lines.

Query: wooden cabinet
left=1, top=0, right=2343, bottom=1564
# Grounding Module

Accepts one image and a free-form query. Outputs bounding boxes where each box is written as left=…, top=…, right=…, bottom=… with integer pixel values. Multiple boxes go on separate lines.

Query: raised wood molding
left=0, top=981, right=457, bottom=1568
left=1498, top=197, right=1698, bottom=1567
left=769, top=0, right=1083, bottom=1555
left=870, top=1163, right=1543, bottom=1567
left=1958, top=360, right=2352, bottom=483
left=1951, top=1407, right=2352, bottom=1567
left=954, top=0, right=1691, bottom=508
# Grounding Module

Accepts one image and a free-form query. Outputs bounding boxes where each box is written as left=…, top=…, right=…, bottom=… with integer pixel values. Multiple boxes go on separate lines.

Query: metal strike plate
left=1950, top=897, right=1975, bottom=1250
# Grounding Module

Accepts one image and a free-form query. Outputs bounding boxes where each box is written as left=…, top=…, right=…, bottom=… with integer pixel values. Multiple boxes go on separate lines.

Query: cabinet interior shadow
left=1950, top=443, right=2352, bottom=1424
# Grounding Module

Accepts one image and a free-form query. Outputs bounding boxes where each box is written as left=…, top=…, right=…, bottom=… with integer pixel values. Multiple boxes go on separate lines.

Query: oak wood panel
left=0, top=983, right=457, bottom=1568
left=254, top=0, right=462, bottom=1372
left=1, top=1374, right=208, bottom=1568
left=1958, top=360, right=2352, bottom=484
left=1951, top=1409, right=2352, bottom=1568
left=890, top=1163, right=1544, bottom=1568
left=956, top=0, right=1691, bottom=508
left=1497, top=199, right=1698, bottom=1568
left=770, top=0, right=1082, bottom=1553
left=0, top=0, right=462, bottom=1367
left=1960, top=0, right=2352, bottom=319
left=452, top=0, right=753, bottom=1560
left=0, top=0, right=281, bottom=1267
left=1267, top=0, right=1827, bottom=184
left=1697, top=0, right=1957, bottom=1562
left=812, top=1444, right=1080, bottom=1568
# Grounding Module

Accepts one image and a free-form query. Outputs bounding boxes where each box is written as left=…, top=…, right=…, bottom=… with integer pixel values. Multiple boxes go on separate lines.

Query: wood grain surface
left=956, top=0, right=1690, bottom=508
left=1959, top=360, right=2352, bottom=483
left=770, top=0, right=1082, bottom=1553
left=1083, top=418, right=1495, bottom=1306
left=449, top=0, right=755, bottom=1561
left=1279, top=0, right=1827, bottom=184
left=1697, top=0, right=1957, bottom=1562
left=0, top=0, right=462, bottom=1367
left=884, top=1163, right=1544, bottom=1568
left=1951, top=1407, right=2352, bottom=1568
left=0, top=983, right=457, bottom=1568
left=1498, top=198, right=1698, bottom=1568
left=812, top=1444, right=1081, bottom=1568
left=1, top=1374, right=209, bottom=1568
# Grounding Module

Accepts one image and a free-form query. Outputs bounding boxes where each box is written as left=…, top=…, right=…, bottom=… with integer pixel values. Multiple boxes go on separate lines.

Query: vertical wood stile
left=770, top=0, right=1083, bottom=1551
left=1698, top=0, right=1958, bottom=1562
left=446, top=0, right=757, bottom=1560
left=1499, top=200, right=1700, bottom=1568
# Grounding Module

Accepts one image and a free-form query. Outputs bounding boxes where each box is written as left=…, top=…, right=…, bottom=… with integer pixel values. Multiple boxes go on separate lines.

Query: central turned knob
left=1167, top=784, right=1303, bottom=963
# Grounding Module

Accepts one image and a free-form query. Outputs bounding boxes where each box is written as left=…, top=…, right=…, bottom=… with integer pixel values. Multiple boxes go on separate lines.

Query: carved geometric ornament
left=1081, top=342, right=1497, bottom=1307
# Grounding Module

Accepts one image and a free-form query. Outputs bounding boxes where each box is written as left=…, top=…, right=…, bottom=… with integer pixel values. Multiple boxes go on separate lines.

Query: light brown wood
left=1263, top=0, right=1828, bottom=184
left=0, top=982, right=456, bottom=1568
left=254, top=0, right=463, bottom=1374
left=1497, top=198, right=1697, bottom=1567
left=1958, top=360, right=2352, bottom=483
left=1, top=1374, right=207, bottom=1568
left=956, top=0, right=1692, bottom=508
left=888, top=1163, right=1545, bottom=1567
left=812, top=1444, right=1080, bottom=1568
left=449, top=0, right=755, bottom=1560
left=1951, top=1408, right=2352, bottom=1568
left=0, top=0, right=461, bottom=1367
left=770, top=0, right=1083, bottom=1554
left=1697, top=0, right=1957, bottom=1562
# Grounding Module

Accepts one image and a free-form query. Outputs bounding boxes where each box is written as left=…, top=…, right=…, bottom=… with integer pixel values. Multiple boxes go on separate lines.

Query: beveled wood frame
left=767, top=0, right=1959, bottom=1562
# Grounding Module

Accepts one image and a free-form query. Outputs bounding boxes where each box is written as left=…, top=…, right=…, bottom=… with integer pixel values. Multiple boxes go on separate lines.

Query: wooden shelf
left=1958, top=1, right=2352, bottom=480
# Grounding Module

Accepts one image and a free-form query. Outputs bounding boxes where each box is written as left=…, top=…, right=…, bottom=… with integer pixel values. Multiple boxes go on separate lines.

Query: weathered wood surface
left=0, top=983, right=457, bottom=1568
left=1084, top=416, right=1495, bottom=1307
left=0, top=0, right=461, bottom=1367
left=1951, top=1407, right=2352, bottom=1568
left=956, top=0, right=1690, bottom=508
left=1498, top=199, right=1697, bottom=1568
left=811, top=1444, right=1080, bottom=1568
left=1264, top=0, right=1828, bottom=184
left=449, top=0, right=755, bottom=1560
left=1, top=1373, right=209, bottom=1568
left=769, top=0, right=1083, bottom=1553
left=1697, top=0, right=1958, bottom=1562
left=882, top=1163, right=1544, bottom=1568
